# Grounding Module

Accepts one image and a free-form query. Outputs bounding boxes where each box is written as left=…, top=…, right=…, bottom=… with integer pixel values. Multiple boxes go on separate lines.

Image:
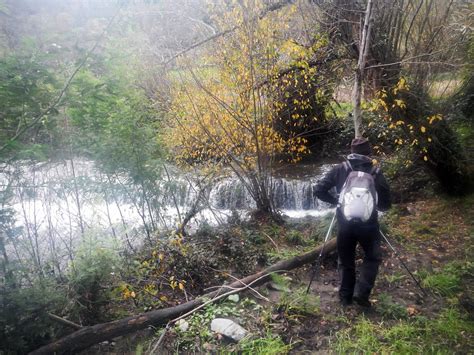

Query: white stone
left=227, top=294, right=240, bottom=302
left=176, top=319, right=189, bottom=332
left=210, top=318, right=248, bottom=341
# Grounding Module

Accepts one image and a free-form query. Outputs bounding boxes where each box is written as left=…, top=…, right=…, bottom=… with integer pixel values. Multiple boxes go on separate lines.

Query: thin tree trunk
left=141, top=180, right=157, bottom=232
left=31, top=170, right=43, bottom=277
left=0, top=232, right=14, bottom=286
left=69, top=159, right=85, bottom=236
left=101, top=174, right=117, bottom=241
left=45, top=196, right=63, bottom=279
left=163, top=164, right=182, bottom=226
left=114, top=173, right=152, bottom=245
left=352, top=0, right=374, bottom=138
left=106, top=174, right=134, bottom=252
left=19, top=188, right=42, bottom=276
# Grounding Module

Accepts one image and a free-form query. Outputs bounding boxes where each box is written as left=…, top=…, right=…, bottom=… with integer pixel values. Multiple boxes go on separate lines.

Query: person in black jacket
left=314, top=138, right=391, bottom=307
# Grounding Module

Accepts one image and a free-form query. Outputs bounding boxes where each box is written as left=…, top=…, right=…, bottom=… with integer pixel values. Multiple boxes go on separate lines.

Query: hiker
left=314, top=138, right=391, bottom=307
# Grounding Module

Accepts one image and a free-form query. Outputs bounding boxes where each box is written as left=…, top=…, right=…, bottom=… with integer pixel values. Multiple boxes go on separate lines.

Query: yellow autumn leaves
left=119, top=238, right=187, bottom=302
left=164, top=2, right=314, bottom=170
left=368, top=77, right=443, bottom=163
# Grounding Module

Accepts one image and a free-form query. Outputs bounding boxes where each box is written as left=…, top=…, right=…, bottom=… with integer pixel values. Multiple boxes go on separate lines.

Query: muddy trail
left=256, top=198, right=473, bottom=353
left=268, top=245, right=430, bottom=353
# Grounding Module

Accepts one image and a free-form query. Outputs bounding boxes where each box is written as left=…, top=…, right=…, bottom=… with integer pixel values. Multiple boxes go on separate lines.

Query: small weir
left=1, top=160, right=335, bottom=263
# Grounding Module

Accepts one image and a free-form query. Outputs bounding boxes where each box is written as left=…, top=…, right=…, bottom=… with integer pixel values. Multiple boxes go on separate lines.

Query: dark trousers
left=337, top=222, right=382, bottom=301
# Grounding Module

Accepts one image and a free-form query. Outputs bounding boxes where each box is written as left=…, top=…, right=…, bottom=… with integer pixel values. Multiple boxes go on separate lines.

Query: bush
left=0, top=278, right=67, bottom=353
left=67, top=235, right=119, bottom=324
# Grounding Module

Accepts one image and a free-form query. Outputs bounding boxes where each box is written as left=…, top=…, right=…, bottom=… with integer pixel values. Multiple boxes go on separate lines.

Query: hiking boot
left=353, top=295, right=371, bottom=308
left=340, top=297, right=353, bottom=307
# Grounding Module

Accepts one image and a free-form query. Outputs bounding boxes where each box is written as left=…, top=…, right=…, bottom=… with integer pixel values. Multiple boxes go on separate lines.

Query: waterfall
left=0, top=160, right=335, bottom=264
left=209, top=176, right=326, bottom=210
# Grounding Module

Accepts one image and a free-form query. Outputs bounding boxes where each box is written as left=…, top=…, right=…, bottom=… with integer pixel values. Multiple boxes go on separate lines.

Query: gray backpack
left=338, top=161, right=379, bottom=223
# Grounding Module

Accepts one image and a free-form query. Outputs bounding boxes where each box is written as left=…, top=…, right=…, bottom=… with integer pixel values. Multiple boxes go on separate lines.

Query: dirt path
left=267, top=197, right=473, bottom=353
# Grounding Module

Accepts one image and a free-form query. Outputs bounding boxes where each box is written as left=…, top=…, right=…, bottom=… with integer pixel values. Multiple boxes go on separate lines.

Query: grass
left=333, top=308, right=474, bottom=354
left=170, top=299, right=242, bottom=351
left=284, top=230, right=308, bottom=246
left=330, top=101, right=353, bottom=118
left=384, top=272, right=406, bottom=286
left=277, top=286, right=320, bottom=318
left=376, top=293, right=408, bottom=320
left=422, top=261, right=473, bottom=297
left=381, top=195, right=473, bottom=255
left=238, top=333, right=292, bottom=354
left=266, top=245, right=314, bottom=263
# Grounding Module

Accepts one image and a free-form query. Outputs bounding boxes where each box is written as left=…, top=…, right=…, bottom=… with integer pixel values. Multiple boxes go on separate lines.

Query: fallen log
left=30, top=238, right=337, bottom=355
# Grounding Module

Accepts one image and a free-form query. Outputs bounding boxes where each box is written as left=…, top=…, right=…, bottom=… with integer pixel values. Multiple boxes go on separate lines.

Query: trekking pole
left=379, top=230, right=429, bottom=296
left=306, top=211, right=337, bottom=294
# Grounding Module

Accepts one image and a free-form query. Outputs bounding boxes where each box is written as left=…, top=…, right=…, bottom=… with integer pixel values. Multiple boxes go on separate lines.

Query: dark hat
left=351, top=138, right=371, bottom=155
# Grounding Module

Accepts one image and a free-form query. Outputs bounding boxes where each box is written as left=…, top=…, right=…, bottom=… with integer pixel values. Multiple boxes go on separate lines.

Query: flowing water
left=0, top=159, right=335, bottom=267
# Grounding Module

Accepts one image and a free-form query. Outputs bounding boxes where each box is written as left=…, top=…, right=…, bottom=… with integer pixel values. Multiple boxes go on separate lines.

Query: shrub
left=67, top=235, right=119, bottom=324
left=0, top=278, right=67, bottom=353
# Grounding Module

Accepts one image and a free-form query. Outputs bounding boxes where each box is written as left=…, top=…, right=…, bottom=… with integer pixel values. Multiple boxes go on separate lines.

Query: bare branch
left=162, top=0, right=295, bottom=66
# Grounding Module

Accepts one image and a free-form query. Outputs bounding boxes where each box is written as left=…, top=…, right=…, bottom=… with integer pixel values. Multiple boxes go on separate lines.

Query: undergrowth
left=421, top=261, right=473, bottom=297
left=239, top=333, right=292, bottom=354
left=333, top=308, right=474, bottom=353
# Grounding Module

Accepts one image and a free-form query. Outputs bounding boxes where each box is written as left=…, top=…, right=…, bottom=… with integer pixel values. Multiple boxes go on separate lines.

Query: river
left=0, top=159, right=335, bottom=269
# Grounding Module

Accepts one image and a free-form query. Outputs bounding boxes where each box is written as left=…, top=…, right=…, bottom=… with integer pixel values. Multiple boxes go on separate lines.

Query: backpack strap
left=343, top=160, right=353, bottom=172
left=370, top=165, right=380, bottom=177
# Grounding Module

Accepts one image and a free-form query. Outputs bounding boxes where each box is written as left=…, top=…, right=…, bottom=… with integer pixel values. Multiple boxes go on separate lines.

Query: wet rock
left=210, top=318, right=248, bottom=341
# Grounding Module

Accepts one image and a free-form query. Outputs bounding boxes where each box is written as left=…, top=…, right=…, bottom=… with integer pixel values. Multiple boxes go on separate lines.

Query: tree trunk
left=30, top=238, right=337, bottom=355
left=352, top=0, right=373, bottom=138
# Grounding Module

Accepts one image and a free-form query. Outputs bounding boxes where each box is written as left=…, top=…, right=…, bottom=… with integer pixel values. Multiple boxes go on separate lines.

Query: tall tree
left=166, top=0, right=333, bottom=217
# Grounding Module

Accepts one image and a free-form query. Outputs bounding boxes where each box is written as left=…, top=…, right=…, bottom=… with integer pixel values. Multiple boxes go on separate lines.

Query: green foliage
left=66, top=61, right=165, bottom=236
left=277, top=286, right=320, bottom=317
left=135, top=343, right=144, bottom=355
left=67, top=235, right=119, bottom=324
left=117, top=227, right=266, bottom=312
left=0, top=53, right=60, bottom=158
left=376, top=293, right=408, bottom=319
left=312, top=213, right=337, bottom=242
left=169, top=296, right=273, bottom=353
left=1, top=195, right=68, bottom=353
left=0, top=278, right=67, bottom=353
left=333, top=308, right=474, bottom=354
left=239, top=333, right=291, bottom=354
left=384, top=272, right=406, bottom=286
left=383, top=147, right=437, bottom=202
left=285, top=230, right=307, bottom=246
left=267, top=246, right=310, bottom=263
left=270, top=273, right=291, bottom=291
left=172, top=300, right=240, bottom=352
left=422, top=261, right=473, bottom=297
left=67, top=67, right=162, bottom=177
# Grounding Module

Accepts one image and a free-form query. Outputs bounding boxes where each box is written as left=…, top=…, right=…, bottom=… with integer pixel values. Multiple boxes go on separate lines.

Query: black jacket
left=314, top=154, right=392, bottom=213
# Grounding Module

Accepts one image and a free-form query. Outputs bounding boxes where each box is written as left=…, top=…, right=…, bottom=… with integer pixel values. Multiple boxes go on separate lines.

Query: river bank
left=85, top=193, right=474, bottom=354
